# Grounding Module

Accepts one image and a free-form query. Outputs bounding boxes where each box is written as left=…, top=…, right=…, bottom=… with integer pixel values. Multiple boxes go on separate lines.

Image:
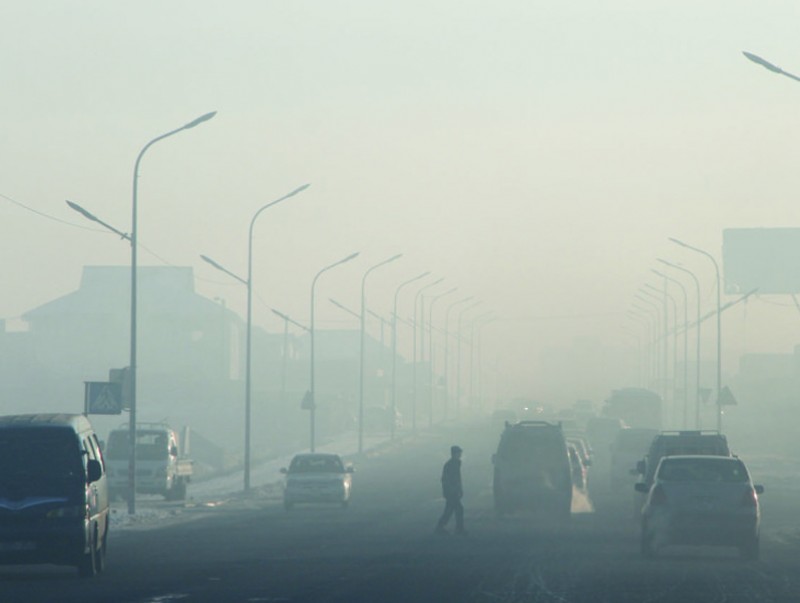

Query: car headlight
left=46, top=505, right=84, bottom=519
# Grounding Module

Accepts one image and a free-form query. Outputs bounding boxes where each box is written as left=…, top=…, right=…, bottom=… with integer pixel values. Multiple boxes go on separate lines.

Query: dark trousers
left=437, top=496, right=464, bottom=531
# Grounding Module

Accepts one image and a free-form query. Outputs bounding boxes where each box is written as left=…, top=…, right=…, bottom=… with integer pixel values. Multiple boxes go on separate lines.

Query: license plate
left=0, top=541, right=36, bottom=552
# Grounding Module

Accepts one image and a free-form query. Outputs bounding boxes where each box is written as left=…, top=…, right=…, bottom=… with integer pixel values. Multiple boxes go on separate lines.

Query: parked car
left=0, top=414, right=109, bottom=577
left=636, top=455, right=763, bottom=559
left=492, top=421, right=572, bottom=520
left=281, top=453, right=353, bottom=510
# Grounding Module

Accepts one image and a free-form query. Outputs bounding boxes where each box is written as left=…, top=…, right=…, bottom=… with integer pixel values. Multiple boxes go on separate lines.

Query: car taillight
left=741, top=487, right=758, bottom=507
left=650, top=485, right=667, bottom=506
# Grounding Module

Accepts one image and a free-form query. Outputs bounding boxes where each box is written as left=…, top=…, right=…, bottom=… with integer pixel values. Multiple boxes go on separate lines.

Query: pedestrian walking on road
left=435, top=445, right=465, bottom=535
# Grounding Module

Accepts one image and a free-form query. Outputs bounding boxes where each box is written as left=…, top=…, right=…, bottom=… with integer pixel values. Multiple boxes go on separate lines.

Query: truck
left=104, top=422, right=193, bottom=501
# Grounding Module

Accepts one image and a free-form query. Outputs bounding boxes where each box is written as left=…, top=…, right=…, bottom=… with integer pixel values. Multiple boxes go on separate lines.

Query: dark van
left=0, top=414, right=109, bottom=577
left=492, top=420, right=573, bottom=520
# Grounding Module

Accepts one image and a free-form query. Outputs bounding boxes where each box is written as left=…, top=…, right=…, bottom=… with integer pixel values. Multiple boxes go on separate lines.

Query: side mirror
left=636, top=460, right=646, bottom=474
left=87, top=459, right=102, bottom=484
left=280, top=467, right=288, bottom=474
left=754, top=484, right=764, bottom=495
left=634, top=482, right=649, bottom=494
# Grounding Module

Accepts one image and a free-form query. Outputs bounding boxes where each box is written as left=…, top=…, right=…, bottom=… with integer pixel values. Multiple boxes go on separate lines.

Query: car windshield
left=106, top=430, right=169, bottom=461
left=0, top=428, right=84, bottom=496
left=290, top=456, right=344, bottom=473
left=658, top=458, right=749, bottom=483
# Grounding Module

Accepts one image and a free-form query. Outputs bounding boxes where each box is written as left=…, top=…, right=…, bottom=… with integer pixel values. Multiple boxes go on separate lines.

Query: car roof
left=291, top=453, right=343, bottom=460
left=657, top=454, right=741, bottom=463
left=0, top=413, right=92, bottom=432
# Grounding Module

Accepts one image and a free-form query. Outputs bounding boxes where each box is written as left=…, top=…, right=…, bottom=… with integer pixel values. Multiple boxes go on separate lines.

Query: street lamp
left=271, top=308, right=309, bottom=436
left=455, top=301, right=482, bottom=419
left=633, top=295, right=663, bottom=391
left=653, top=269, right=689, bottom=428
left=669, top=237, right=722, bottom=432
left=426, top=287, right=457, bottom=427
left=200, top=183, right=310, bottom=491
left=743, top=51, right=800, bottom=83
left=358, top=254, right=403, bottom=452
left=411, top=278, right=445, bottom=430
left=70, top=110, right=216, bottom=515
left=309, top=252, right=360, bottom=452
left=390, top=272, right=430, bottom=440
left=626, top=310, right=652, bottom=387
left=638, top=287, right=672, bottom=406
left=657, top=258, right=703, bottom=428
left=644, top=284, right=679, bottom=427
left=442, top=296, right=473, bottom=422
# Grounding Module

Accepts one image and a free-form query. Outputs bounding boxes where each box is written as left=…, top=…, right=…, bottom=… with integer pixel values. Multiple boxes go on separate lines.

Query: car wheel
left=77, top=528, right=98, bottom=578
left=94, top=524, right=107, bottom=574
left=740, top=535, right=760, bottom=561
left=640, top=523, right=656, bottom=559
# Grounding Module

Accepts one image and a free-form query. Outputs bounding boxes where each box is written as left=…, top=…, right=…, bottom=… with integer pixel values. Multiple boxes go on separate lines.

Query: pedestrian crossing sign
left=85, top=381, right=123, bottom=415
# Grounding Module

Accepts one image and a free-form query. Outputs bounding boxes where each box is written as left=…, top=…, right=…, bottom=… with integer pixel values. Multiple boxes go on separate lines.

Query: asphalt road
left=2, top=421, right=800, bottom=603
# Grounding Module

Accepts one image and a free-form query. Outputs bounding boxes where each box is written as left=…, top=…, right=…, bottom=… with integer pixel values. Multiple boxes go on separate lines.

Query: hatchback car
left=281, top=453, right=353, bottom=510
left=636, top=455, right=763, bottom=559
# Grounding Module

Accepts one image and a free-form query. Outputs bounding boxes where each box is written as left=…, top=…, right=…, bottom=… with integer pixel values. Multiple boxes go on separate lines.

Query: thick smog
left=2, top=2, right=800, bottom=602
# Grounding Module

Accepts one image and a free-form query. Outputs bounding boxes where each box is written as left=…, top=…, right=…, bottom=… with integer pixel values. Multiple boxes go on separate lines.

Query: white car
left=281, top=453, right=353, bottom=510
left=636, top=455, right=763, bottom=559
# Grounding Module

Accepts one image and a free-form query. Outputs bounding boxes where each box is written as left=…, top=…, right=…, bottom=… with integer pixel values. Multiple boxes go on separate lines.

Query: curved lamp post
left=658, top=258, right=702, bottom=428
left=743, top=51, right=800, bottom=83
left=128, top=112, right=218, bottom=512
left=669, top=237, right=722, bottom=432
left=309, top=252, right=360, bottom=452
left=358, top=254, right=403, bottom=453
left=426, top=287, right=457, bottom=427
left=653, top=269, right=689, bottom=428
left=455, top=300, right=482, bottom=419
left=200, top=183, right=309, bottom=492
left=442, top=296, right=474, bottom=422
left=390, top=272, right=430, bottom=440
left=411, top=278, right=445, bottom=430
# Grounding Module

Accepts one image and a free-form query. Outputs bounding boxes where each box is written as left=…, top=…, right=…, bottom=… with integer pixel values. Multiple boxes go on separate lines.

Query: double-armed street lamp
left=390, top=272, right=430, bottom=440
left=201, top=183, right=310, bottom=492
left=358, top=254, right=403, bottom=453
left=69, top=110, right=216, bottom=514
left=309, top=252, right=360, bottom=452
left=669, top=237, right=722, bottom=432
left=658, top=258, right=702, bottom=428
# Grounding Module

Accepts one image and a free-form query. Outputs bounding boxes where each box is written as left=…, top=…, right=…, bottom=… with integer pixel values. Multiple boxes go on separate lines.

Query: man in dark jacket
left=436, top=445, right=465, bottom=535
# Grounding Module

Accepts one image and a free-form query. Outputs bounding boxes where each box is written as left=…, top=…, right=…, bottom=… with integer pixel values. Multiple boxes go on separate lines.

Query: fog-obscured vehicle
left=567, top=436, right=593, bottom=467
left=492, top=421, right=572, bottom=520
left=568, top=443, right=588, bottom=492
left=636, top=455, right=763, bottom=559
left=601, top=387, right=662, bottom=430
left=609, top=427, right=658, bottom=488
left=281, top=453, right=353, bottom=510
left=0, top=414, right=109, bottom=577
left=636, top=430, right=731, bottom=492
left=105, top=422, right=192, bottom=501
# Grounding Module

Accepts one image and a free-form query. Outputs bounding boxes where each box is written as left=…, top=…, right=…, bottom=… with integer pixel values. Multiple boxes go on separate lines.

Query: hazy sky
left=3, top=1, right=800, bottom=399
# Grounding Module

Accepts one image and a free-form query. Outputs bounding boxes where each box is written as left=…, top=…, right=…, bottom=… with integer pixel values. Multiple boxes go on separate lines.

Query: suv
left=492, top=421, right=572, bottom=520
left=0, top=414, right=109, bottom=577
left=636, top=430, right=731, bottom=490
